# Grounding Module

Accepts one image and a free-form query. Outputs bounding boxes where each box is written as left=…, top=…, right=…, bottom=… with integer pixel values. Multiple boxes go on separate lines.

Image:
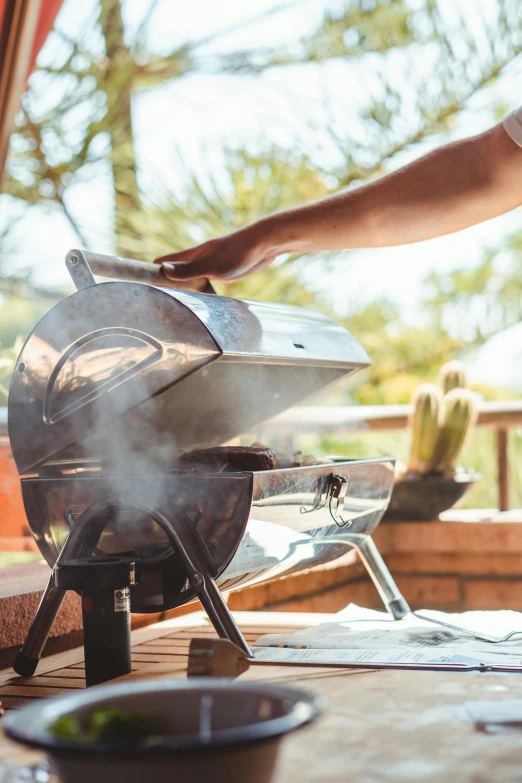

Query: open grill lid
left=8, top=251, right=370, bottom=476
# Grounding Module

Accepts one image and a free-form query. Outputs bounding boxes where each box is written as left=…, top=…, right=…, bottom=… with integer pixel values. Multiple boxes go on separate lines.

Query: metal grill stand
left=13, top=502, right=251, bottom=681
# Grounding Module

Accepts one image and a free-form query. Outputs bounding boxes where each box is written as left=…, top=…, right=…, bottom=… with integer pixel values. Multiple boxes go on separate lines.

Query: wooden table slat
left=38, top=669, right=86, bottom=680
left=23, top=677, right=86, bottom=689
left=140, top=640, right=191, bottom=649
left=163, top=628, right=276, bottom=639
left=132, top=644, right=191, bottom=655
left=130, top=652, right=188, bottom=663
left=0, top=685, right=76, bottom=698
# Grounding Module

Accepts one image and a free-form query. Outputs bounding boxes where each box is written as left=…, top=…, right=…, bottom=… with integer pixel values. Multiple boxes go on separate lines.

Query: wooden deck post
left=496, top=428, right=509, bottom=512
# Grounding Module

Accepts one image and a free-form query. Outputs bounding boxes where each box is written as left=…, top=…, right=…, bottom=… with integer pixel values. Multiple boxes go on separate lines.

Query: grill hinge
left=65, top=249, right=96, bottom=290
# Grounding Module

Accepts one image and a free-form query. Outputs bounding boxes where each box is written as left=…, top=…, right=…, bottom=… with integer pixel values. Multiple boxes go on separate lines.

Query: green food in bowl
left=51, top=707, right=167, bottom=744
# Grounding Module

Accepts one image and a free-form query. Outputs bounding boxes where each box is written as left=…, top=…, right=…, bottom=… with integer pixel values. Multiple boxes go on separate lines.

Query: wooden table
left=2, top=610, right=522, bottom=782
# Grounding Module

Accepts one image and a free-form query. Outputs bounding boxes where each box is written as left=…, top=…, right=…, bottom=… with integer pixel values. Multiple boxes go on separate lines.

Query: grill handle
left=65, top=249, right=215, bottom=293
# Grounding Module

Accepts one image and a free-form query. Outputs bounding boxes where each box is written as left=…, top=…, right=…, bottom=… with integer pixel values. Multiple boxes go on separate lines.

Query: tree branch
left=55, top=193, right=91, bottom=249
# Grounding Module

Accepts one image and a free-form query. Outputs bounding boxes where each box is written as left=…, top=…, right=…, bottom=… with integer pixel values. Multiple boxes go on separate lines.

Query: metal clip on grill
left=8, top=249, right=409, bottom=684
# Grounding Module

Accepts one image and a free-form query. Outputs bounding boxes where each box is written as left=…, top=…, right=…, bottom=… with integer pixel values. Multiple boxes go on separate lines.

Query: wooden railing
left=259, top=400, right=522, bottom=512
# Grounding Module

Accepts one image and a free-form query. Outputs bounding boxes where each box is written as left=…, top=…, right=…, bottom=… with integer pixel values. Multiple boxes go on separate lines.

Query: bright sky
left=2, top=0, right=522, bottom=331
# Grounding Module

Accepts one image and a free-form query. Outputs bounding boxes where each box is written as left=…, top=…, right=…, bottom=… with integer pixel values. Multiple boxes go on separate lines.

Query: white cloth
left=503, top=105, right=522, bottom=147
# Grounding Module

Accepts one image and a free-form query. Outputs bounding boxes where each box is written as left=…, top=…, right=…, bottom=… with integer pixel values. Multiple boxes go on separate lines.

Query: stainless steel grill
left=8, top=249, right=409, bottom=684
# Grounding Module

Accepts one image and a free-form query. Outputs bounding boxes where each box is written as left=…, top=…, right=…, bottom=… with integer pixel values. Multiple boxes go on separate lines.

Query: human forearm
left=257, top=123, right=522, bottom=254
left=157, top=122, right=522, bottom=282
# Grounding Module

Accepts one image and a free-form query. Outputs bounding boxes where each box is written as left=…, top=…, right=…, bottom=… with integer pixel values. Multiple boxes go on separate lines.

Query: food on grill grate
left=252, top=443, right=333, bottom=468
left=177, top=443, right=334, bottom=473
left=178, top=445, right=278, bottom=473
left=301, top=454, right=330, bottom=466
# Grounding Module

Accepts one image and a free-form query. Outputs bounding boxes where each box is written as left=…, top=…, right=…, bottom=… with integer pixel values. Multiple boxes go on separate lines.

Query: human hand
left=155, top=224, right=280, bottom=283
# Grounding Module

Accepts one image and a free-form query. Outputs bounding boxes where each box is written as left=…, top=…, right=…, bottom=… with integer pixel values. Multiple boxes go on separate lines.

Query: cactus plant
left=428, top=388, right=478, bottom=474
left=439, top=360, right=467, bottom=394
left=390, top=373, right=480, bottom=520
left=407, top=383, right=443, bottom=475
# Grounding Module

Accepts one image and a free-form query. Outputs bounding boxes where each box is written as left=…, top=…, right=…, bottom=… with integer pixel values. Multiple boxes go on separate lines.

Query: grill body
left=20, top=458, right=394, bottom=613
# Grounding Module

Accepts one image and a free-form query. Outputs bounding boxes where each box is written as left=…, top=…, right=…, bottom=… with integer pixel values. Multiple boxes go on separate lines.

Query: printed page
left=251, top=645, right=522, bottom=668
left=254, top=604, right=522, bottom=662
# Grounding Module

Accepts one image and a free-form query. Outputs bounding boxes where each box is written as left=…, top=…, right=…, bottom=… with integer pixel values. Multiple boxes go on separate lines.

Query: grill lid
left=8, top=252, right=370, bottom=475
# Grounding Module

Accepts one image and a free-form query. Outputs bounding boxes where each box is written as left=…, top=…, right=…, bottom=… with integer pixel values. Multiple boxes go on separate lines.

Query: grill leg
left=355, top=536, right=410, bottom=619
left=13, top=574, right=67, bottom=677
left=154, top=512, right=252, bottom=657
left=190, top=569, right=251, bottom=657
left=13, top=525, right=83, bottom=678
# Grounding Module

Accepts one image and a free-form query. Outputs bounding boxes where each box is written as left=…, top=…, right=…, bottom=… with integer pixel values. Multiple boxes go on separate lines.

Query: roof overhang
left=0, top=0, right=63, bottom=183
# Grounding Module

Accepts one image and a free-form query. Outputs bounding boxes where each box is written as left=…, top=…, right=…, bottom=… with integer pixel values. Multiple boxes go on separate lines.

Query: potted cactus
left=383, top=362, right=481, bottom=521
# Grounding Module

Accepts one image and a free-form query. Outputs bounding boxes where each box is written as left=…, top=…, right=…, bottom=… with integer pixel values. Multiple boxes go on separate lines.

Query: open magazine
left=251, top=604, right=522, bottom=671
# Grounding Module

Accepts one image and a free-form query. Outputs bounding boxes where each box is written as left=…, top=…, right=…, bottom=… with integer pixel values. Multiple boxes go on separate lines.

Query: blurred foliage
left=0, top=297, right=50, bottom=393
left=425, top=237, right=522, bottom=344
left=339, top=299, right=464, bottom=404
left=0, top=337, right=24, bottom=399
left=0, top=296, right=48, bottom=347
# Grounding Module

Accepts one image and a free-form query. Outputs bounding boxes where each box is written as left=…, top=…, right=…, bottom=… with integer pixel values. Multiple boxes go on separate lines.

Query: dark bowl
left=382, top=469, right=481, bottom=522
left=4, top=678, right=323, bottom=783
